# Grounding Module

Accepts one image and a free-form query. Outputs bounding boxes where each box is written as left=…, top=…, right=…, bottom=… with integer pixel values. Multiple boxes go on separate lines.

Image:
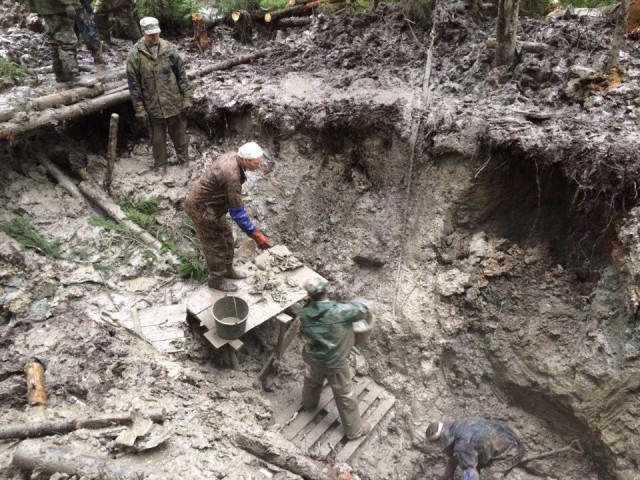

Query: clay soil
left=2, top=1, right=640, bottom=479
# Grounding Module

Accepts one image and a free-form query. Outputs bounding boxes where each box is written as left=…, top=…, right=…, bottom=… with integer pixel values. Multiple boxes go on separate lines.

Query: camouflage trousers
left=302, top=358, right=363, bottom=438
left=185, top=208, right=234, bottom=277
left=149, top=113, right=189, bottom=168
left=94, top=4, right=140, bottom=43
left=75, top=0, right=101, bottom=52
left=43, top=14, right=79, bottom=82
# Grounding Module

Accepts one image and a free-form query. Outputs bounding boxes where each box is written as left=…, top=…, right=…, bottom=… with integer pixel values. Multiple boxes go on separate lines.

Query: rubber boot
left=225, top=267, right=247, bottom=280
left=208, top=275, right=237, bottom=292
left=346, top=421, right=372, bottom=440
left=91, top=47, right=106, bottom=65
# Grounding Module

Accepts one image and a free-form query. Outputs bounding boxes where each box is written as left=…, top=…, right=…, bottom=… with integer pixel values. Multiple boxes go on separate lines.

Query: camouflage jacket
left=30, top=0, right=79, bottom=15
left=93, top=0, right=133, bottom=13
left=300, top=300, right=362, bottom=369
left=440, top=418, right=524, bottom=472
left=126, top=38, right=193, bottom=119
left=183, top=151, right=247, bottom=220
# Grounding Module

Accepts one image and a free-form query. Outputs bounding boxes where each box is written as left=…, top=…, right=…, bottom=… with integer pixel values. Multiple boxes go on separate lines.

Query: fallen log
left=287, top=0, right=315, bottom=6
left=29, top=84, right=105, bottom=112
left=234, top=431, right=338, bottom=480
left=0, top=409, right=165, bottom=440
left=486, top=38, right=551, bottom=53
left=25, top=361, right=46, bottom=406
left=38, top=155, right=84, bottom=200
left=231, top=10, right=266, bottom=22
left=13, top=441, right=176, bottom=479
left=264, top=0, right=341, bottom=23
left=278, top=16, right=314, bottom=27
left=0, top=89, right=130, bottom=143
left=1, top=51, right=270, bottom=142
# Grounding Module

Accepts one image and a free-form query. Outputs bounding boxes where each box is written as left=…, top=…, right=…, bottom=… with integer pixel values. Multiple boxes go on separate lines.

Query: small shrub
left=0, top=217, right=61, bottom=258
left=0, top=58, right=29, bottom=83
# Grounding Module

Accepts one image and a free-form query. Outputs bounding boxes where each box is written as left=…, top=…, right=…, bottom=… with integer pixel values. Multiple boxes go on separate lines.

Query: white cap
left=140, top=17, right=161, bottom=34
left=237, top=142, right=264, bottom=160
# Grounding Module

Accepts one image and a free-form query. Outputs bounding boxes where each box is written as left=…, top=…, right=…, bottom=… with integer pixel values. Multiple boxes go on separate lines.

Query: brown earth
left=2, top=2, right=640, bottom=479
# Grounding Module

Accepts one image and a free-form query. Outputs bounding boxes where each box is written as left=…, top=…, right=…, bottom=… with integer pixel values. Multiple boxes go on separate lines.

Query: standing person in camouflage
left=29, top=0, right=81, bottom=83
left=94, top=0, right=139, bottom=43
left=426, top=418, right=526, bottom=480
left=184, top=142, right=272, bottom=292
left=75, top=0, right=105, bottom=64
left=299, top=278, right=372, bottom=440
left=126, top=17, right=192, bottom=169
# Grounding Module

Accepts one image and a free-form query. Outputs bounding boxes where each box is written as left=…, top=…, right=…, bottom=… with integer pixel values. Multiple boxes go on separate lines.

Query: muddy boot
left=91, top=47, right=106, bottom=65
left=225, top=267, right=247, bottom=280
left=208, top=275, right=237, bottom=292
left=346, top=421, right=372, bottom=441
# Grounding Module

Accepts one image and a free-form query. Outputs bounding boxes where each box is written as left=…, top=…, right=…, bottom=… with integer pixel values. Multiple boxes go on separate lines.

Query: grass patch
left=0, top=58, right=29, bottom=83
left=260, top=0, right=288, bottom=9
left=0, top=217, right=61, bottom=258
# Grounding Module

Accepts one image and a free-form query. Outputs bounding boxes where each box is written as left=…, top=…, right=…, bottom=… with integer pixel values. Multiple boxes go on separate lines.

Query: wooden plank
left=139, top=325, right=185, bottom=342
left=186, top=285, right=215, bottom=316
left=296, top=380, right=378, bottom=448
left=137, top=304, right=186, bottom=328
left=276, top=313, right=293, bottom=324
left=315, top=382, right=381, bottom=458
left=275, top=398, right=304, bottom=426
left=335, top=395, right=396, bottom=463
left=284, top=377, right=372, bottom=441
left=283, top=387, right=334, bottom=440
left=229, top=339, right=244, bottom=351
left=152, top=338, right=186, bottom=354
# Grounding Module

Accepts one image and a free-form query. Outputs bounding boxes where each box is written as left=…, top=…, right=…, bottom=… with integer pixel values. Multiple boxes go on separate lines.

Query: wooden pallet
left=275, top=376, right=395, bottom=463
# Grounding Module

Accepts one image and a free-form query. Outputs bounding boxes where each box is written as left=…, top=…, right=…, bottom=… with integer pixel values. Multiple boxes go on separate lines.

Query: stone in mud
left=352, top=254, right=386, bottom=268
left=435, top=268, right=470, bottom=297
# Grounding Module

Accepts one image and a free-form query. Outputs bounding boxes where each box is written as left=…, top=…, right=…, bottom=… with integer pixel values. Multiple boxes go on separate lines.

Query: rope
left=391, top=3, right=439, bottom=319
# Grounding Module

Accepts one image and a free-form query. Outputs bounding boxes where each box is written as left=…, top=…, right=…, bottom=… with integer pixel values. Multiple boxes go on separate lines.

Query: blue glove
left=228, top=206, right=257, bottom=236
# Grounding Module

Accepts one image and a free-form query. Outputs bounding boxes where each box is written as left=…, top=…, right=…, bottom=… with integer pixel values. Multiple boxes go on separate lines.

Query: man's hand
left=133, top=107, right=148, bottom=136
left=252, top=230, right=271, bottom=250
left=65, top=5, right=77, bottom=18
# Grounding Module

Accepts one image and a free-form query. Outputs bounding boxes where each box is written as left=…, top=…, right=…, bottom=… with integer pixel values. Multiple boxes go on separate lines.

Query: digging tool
left=104, top=113, right=119, bottom=194
left=501, top=439, right=584, bottom=478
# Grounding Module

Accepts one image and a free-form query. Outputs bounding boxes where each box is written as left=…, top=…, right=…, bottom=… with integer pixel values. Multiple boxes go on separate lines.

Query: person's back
left=300, top=300, right=359, bottom=370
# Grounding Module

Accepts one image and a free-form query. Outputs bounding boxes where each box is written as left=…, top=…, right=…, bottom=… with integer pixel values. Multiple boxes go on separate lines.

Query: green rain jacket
left=30, top=0, right=79, bottom=15
left=126, top=38, right=193, bottom=119
left=300, top=300, right=362, bottom=370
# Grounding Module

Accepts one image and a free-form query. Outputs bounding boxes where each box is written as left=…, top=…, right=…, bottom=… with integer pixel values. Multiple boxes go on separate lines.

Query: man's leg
left=94, top=10, right=111, bottom=43
left=191, top=214, right=236, bottom=292
left=149, top=117, right=168, bottom=170
left=113, top=4, right=140, bottom=42
left=327, top=366, right=363, bottom=439
left=44, top=15, right=79, bottom=83
left=167, top=113, right=189, bottom=164
left=76, top=0, right=103, bottom=60
left=302, top=363, right=325, bottom=410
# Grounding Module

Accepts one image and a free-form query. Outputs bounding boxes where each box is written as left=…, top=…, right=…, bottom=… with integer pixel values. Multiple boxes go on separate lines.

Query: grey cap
left=140, top=17, right=161, bottom=34
left=303, top=278, right=328, bottom=298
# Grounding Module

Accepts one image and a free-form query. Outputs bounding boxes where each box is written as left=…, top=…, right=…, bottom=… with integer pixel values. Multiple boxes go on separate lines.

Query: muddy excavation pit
left=2, top=3, right=640, bottom=480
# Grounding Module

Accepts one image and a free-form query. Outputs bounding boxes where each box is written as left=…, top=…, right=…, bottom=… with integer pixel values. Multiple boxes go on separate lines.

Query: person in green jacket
left=126, top=17, right=193, bottom=170
left=299, top=278, right=371, bottom=440
left=29, top=0, right=81, bottom=83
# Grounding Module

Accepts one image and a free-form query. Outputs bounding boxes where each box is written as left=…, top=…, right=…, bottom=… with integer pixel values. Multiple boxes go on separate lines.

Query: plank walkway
left=275, top=376, right=395, bottom=463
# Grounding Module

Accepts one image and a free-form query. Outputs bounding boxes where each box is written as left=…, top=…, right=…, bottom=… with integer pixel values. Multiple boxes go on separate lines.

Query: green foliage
left=69, top=247, right=90, bottom=261
left=89, top=216, right=140, bottom=241
left=0, top=217, right=61, bottom=258
left=93, top=262, right=113, bottom=278
left=0, top=59, right=29, bottom=83
left=135, top=0, right=198, bottom=30
left=260, top=0, right=287, bottom=9
left=382, top=0, right=434, bottom=24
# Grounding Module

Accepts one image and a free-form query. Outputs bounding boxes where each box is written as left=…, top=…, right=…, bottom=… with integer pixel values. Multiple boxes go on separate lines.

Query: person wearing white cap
left=183, top=142, right=272, bottom=292
left=426, top=418, right=525, bottom=480
left=126, top=16, right=193, bottom=170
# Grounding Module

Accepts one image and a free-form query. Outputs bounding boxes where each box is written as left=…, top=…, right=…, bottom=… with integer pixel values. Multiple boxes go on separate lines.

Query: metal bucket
left=212, top=296, right=249, bottom=340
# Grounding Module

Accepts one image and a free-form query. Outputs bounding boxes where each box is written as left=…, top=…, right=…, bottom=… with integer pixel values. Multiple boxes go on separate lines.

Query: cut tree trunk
left=25, top=362, right=46, bottom=406
left=277, top=16, right=313, bottom=27
left=495, top=0, right=520, bottom=66
left=231, top=10, right=266, bottom=22
left=38, top=155, right=84, bottom=200
left=13, top=442, right=175, bottom=479
left=29, top=84, right=105, bottom=112
left=234, top=431, right=338, bottom=480
left=188, top=50, right=269, bottom=78
left=264, top=0, right=341, bottom=23
left=606, top=0, right=630, bottom=71
left=0, top=410, right=165, bottom=440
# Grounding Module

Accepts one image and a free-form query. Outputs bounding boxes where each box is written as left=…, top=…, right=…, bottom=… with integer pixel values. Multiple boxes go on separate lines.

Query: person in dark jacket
left=126, top=17, right=192, bottom=169
left=426, top=418, right=526, bottom=480
left=299, top=278, right=371, bottom=440
left=184, top=142, right=272, bottom=292
left=75, top=0, right=105, bottom=64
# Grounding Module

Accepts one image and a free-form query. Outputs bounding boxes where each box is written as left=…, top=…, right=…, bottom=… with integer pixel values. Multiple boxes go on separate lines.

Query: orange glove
left=252, top=230, right=271, bottom=249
